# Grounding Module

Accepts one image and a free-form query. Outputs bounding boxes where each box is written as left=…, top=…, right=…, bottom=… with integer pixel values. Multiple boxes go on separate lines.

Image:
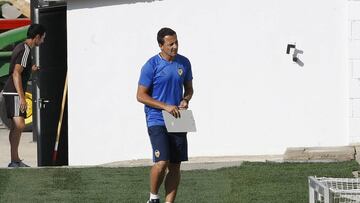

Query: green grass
left=0, top=161, right=358, bottom=202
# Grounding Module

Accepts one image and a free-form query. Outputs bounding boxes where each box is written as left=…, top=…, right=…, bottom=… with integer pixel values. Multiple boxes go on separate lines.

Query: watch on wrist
left=182, top=98, right=189, bottom=103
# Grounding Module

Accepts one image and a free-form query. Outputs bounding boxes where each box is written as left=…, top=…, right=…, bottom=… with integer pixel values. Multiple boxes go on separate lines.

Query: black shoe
left=147, top=199, right=160, bottom=203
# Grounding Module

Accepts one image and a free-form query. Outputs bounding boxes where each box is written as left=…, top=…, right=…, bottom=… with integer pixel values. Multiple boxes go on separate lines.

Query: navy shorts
left=148, top=125, right=188, bottom=163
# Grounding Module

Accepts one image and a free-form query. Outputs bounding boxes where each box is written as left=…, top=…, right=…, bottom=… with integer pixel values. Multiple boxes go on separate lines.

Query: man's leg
left=148, top=126, right=171, bottom=202
left=165, top=163, right=181, bottom=203
left=9, top=117, right=25, bottom=162
left=150, top=160, right=169, bottom=195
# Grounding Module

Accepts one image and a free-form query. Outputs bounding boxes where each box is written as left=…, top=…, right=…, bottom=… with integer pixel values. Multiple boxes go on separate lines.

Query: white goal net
left=309, top=176, right=360, bottom=203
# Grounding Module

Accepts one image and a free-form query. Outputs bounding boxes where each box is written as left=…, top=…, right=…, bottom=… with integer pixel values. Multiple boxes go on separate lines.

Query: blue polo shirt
left=139, top=54, right=193, bottom=127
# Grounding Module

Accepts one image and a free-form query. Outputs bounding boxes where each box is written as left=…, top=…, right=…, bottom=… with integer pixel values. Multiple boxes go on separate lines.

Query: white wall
left=348, top=0, right=360, bottom=143
left=67, top=0, right=348, bottom=165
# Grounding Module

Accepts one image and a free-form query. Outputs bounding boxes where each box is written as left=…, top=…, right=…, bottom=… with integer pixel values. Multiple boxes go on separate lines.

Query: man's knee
left=167, top=163, right=181, bottom=173
left=12, top=118, right=25, bottom=131
left=154, top=160, right=169, bottom=171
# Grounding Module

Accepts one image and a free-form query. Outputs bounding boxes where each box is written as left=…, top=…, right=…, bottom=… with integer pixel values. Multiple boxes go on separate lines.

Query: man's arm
left=12, top=64, right=27, bottom=112
left=137, top=85, right=181, bottom=118
left=179, top=80, right=193, bottom=109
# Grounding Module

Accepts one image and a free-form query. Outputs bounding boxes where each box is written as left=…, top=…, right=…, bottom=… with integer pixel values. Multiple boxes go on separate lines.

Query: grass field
left=0, top=161, right=359, bottom=202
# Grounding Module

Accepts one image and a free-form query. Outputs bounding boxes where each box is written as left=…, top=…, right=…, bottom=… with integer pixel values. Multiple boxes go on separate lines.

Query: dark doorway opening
left=31, top=0, right=68, bottom=166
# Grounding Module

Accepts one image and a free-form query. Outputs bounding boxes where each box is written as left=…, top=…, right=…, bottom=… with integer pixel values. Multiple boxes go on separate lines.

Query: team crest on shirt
left=178, top=67, right=183, bottom=76
left=155, top=150, right=160, bottom=158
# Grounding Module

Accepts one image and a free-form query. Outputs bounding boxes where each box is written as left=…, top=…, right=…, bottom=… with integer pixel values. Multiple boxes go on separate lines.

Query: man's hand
left=19, top=96, right=27, bottom=113
left=164, top=104, right=180, bottom=118
left=178, top=99, right=188, bottom=110
left=32, top=65, right=40, bottom=71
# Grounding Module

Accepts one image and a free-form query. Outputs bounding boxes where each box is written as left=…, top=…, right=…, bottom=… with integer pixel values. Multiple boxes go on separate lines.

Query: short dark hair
left=157, top=27, right=176, bottom=45
left=27, top=24, right=46, bottom=39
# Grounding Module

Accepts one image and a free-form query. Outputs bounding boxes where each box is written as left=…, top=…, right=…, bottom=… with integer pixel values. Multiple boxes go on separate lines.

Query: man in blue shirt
left=137, top=27, right=193, bottom=203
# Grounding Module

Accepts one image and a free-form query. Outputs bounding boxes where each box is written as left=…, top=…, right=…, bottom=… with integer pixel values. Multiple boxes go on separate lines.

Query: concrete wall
left=67, top=0, right=348, bottom=165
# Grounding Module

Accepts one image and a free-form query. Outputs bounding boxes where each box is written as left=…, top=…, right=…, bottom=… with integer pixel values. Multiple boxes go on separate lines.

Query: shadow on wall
left=68, top=0, right=164, bottom=10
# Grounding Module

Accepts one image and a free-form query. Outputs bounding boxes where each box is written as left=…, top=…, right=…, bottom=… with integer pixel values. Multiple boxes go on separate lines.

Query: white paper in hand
left=162, top=110, right=196, bottom=132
